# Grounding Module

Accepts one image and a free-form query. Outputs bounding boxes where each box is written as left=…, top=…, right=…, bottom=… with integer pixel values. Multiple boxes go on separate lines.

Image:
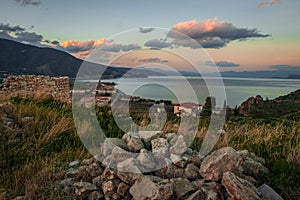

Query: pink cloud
left=270, top=0, right=281, bottom=6
left=257, top=1, right=269, bottom=8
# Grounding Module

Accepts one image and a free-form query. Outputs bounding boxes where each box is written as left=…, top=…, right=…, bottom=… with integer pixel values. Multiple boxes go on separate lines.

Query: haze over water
left=104, top=76, right=300, bottom=107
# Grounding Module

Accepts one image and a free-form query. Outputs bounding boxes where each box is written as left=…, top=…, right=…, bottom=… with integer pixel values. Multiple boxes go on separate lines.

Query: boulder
left=200, top=147, right=242, bottom=181
left=102, top=167, right=117, bottom=181
left=117, top=158, right=142, bottom=185
left=127, top=136, right=144, bottom=152
left=89, top=191, right=104, bottom=200
left=171, top=178, right=195, bottom=199
left=69, top=160, right=80, bottom=167
left=222, top=171, right=261, bottom=200
left=169, top=135, right=188, bottom=155
left=185, top=190, right=205, bottom=200
left=137, top=150, right=157, bottom=172
left=129, top=175, right=173, bottom=200
left=151, top=138, right=169, bottom=157
left=101, top=138, right=128, bottom=156
left=117, top=182, right=131, bottom=198
left=257, top=184, right=284, bottom=200
left=73, top=181, right=97, bottom=197
left=184, top=163, right=200, bottom=180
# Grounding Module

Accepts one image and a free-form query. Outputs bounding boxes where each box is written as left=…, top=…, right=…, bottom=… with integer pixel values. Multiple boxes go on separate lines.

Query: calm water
left=103, top=76, right=300, bottom=107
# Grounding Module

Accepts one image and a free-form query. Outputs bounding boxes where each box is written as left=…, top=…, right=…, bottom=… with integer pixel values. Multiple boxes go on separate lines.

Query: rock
left=169, top=135, right=188, bottom=155
left=12, top=196, right=26, bottom=200
left=117, top=158, right=142, bottom=185
left=192, top=179, right=205, bottom=190
left=185, top=190, right=205, bottom=200
left=129, top=175, right=173, bottom=200
left=92, top=176, right=102, bottom=188
left=69, top=160, right=80, bottom=167
left=56, top=178, right=73, bottom=191
left=0, top=102, right=16, bottom=117
left=111, top=146, right=133, bottom=163
left=89, top=191, right=104, bottom=200
left=127, top=136, right=144, bottom=152
left=102, top=180, right=115, bottom=196
left=242, top=157, right=269, bottom=178
left=117, top=182, right=130, bottom=198
left=165, top=133, right=177, bottom=142
left=222, top=171, right=261, bottom=200
left=102, top=138, right=128, bottom=156
left=21, top=116, right=34, bottom=123
left=171, top=178, right=195, bottom=199
left=154, top=163, right=184, bottom=179
left=257, top=184, right=284, bottom=200
left=137, top=150, right=157, bottom=171
left=184, top=163, right=200, bottom=180
left=200, top=147, right=242, bottom=181
left=73, top=181, right=97, bottom=196
left=65, top=168, right=78, bottom=177
left=82, top=158, right=95, bottom=165
left=170, top=154, right=186, bottom=168
left=87, top=163, right=103, bottom=177
left=102, top=167, right=117, bottom=181
left=151, top=138, right=169, bottom=157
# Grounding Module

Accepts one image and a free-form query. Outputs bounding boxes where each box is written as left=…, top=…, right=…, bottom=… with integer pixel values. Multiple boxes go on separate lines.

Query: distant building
left=174, top=102, right=203, bottom=117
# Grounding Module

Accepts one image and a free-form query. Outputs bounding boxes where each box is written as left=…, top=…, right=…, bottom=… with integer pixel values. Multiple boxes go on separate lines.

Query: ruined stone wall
left=0, top=75, right=71, bottom=103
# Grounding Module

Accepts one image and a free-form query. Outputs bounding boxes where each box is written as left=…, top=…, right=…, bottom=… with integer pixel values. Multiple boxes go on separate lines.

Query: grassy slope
left=0, top=96, right=299, bottom=199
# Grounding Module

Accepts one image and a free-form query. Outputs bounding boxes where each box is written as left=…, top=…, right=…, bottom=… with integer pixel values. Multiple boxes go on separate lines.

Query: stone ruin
left=56, top=132, right=284, bottom=200
left=0, top=75, right=71, bottom=103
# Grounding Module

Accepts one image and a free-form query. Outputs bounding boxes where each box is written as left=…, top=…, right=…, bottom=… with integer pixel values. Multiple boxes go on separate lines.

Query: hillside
left=0, top=39, right=165, bottom=79
left=238, top=89, right=300, bottom=119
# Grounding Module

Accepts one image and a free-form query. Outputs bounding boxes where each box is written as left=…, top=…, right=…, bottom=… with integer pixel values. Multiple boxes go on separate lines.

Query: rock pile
left=0, top=75, right=71, bottom=103
left=57, top=132, right=283, bottom=200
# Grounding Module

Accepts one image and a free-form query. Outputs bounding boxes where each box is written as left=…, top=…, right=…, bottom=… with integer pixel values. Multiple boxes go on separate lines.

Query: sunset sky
left=0, top=0, right=300, bottom=72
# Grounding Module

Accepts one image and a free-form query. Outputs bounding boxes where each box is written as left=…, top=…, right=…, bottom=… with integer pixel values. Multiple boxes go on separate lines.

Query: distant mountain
left=0, top=39, right=162, bottom=79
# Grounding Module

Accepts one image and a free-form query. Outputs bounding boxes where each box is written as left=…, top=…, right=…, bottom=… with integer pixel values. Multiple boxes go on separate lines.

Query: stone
left=69, top=160, right=80, bottom=167
left=82, top=158, right=95, bottom=165
left=200, top=147, right=243, bottom=181
left=102, top=180, right=115, bottom=196
left=117, top=158, right=142, bottom=185
left=185, top=190, right=205, bottom=200
left=0, top=102, right=16, bottom=117
left=242, top=157, right=269, bottom=178
left=169, top=135, right=188, bottom=155
left=151, top=138, right=169, bottom=157
left=89, top=191, right=104, bottom=200
left=57, top=178, right=73, bottom=191
left=102, top=167, right=117, bottom=181
left=127, top=136, right=144, bottom=152
left=222, top=171, right=261, bottom=200
left=165, top=133, right=177, bottom=142
left=73, top=181, right=97, bottom=196
left=117, top=182, right=130, bottom=197
left=101, top=138, right=128, bottom=156
left=137, top=151, right=157, bottom=172
left=154, top=163, right=184, bottom=179
left=184, top=163, right=200, bottom=180
left=129, top=175, right=173, bottom=200
left=92, top=176, right=102, bottom=187
left=257, top=184, right=284, bottom=200
left=65, top=168, right=78, bottom=177
left=111, top=146, right=133, bottom=163
left=87, top=163, right=103, bottom=177
left=171, top=178, right=195, bottom=199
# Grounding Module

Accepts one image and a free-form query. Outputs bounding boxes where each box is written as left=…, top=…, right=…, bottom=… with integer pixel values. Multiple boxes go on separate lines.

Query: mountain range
left=0, top=38, right=299, bottom=79
left=0, top=39, right=164, bottom=79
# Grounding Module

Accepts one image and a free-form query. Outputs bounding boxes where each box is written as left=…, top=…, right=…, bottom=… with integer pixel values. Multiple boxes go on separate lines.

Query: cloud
left=0, top=23, right=25, bottom=32
left=59, top=39, right=104, bottom=53
left=15, top=0, right=41, bottom=6
left=139, top=27, right=155, bottom=34
left=270, top=65, right=300, bottom=71
left=270, top=0, right=280, bottom=6
left=258, top=1, right=269, bottom=7
left=120, top=43, right=141, bottom=51
left=168, top=17, right=270, bottom=48
left=139, top=57, right=168, bottom=63
left=144, top=39, right=172, bottom=49
left=205, top=61, right=240, bottom=67
left=15, top=31, right=43, bottom=43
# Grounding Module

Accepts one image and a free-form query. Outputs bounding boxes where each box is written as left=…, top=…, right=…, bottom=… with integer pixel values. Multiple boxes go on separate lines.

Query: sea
left=102, top=76, right=300, bottom=107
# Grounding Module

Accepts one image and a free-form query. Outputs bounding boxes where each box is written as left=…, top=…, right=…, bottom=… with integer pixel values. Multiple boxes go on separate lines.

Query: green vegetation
left=1, top=89, right=300, bottom=199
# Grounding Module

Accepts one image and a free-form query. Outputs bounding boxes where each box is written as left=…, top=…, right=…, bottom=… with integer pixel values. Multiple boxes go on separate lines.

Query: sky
left=0, top=0, right=300, bottom=72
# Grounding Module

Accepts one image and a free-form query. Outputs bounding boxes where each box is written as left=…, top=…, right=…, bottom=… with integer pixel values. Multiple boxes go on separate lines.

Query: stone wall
left=0, top=75, right=71, bottom=103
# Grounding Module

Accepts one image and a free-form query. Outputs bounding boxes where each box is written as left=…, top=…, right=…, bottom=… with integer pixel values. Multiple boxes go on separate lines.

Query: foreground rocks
left=56, top=132, right=283, bottom=200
